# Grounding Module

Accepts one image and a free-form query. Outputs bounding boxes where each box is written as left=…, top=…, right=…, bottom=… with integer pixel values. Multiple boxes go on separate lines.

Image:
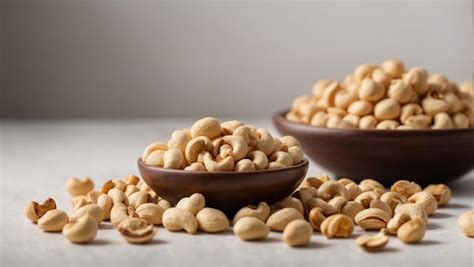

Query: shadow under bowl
left=138, top=158, right=308, bottom=215
left=273, top=110, right=474, bottom=186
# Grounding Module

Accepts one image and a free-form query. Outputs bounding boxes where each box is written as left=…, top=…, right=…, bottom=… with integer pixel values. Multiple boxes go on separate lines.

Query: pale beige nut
left=306, top=198, right=337, bottom=216
left=162, top=208, right=198, bottom=234
left=222, top=135, right=249, bottom=161
left=370, top=199, right=393, bottom=217
left=359, top=179, right=385, bottom=193
left=108, top=188, right=129, bottom=206
left=358, top=79, right=385, bottom=102
left=136, top=203, right=164, bottom=225
left=376, top=120, right=400, bottom=130
left=348, top=100, right=373, bottom=116
left=317, top=180, right=349, bottom=201
left=397, top=218, right=425, bottom=243
left=124, top=184, right=140, bottom=197
left=424, top=184, right=451, bottom=206
left=320, top=214, right=354, bottom=238
left=453, top=113, right=470, bottom=128
left=196, top=208, right=229, bottom=233
left=381, top=58, right=405, bottom=78
left=117, top=218, right=156, bottom=244
left=168, top=130, right=192, bottom=153
left=248, top=150, right=269, bottom=170
left=371, top=68, right=391, bottom=87
left=345, top=183, right=362, bottom=200
left=266, top=208, right=304, bottom=232
left=233, top=126, right=258, bottom=146
left=142, top=143, right=168, bottom=162
left=326, top=114, right=356, bottom=129
left=320, top=82, right=341, bottom=107
left=400, top=103, right=424, bottom=123
left=388, top=79, right=413, bottom=104
left=353, top=64, right=375, bottom=81
left=335, top=90, right=358, bottom=109
left=145, top=150, right=166, bottom=166
left=66, top=177, right=94, bottom=196
left=422, top=90, right=449, bottom=115
left=380, top=192, right=408, bottom=212
left=163, top=148, right=185, bottom=169
left=268, top=151, right=293, bottom=169
left=391, top=180, right=421, bottom=198
left=336, top=178, right=354, bottom=186
left=71, top=196, right=90, bottom=210
left=356, top=229, right=390, bottom=251
left=203, top=153, right=234, bottom=171
left=287, top=146, right=304, bottom=165
left=221, top=120, right=244, bottom=135
left=327, top=107, right=348, bottom=117
left=110, top=203, right=139, bottom=227
left=374, top=99, right=401, bottom=120
left=37, top=209, right=68, bottom=232
left=343, top=114, right=360, bottom=127
left=308, top=207, right=326, bottom=231
left=70, top=204, right=104, bottom=225
left=97, top=194, right=113, bottom=220
left=458, top=210, right=474, bottom=237
left=354, top=191, right=380, bottom=209
left=190, top=117, right=222, bottom=139
left=355, top=208, right=391, bottom=230
left=310, top=111, right=329, bottom=127
left=184, top=162, right=206, bottom=171
left=185, top=136, right=212, bottom=164
left=24, top=198, right=57, bottom=223
left=405, top=114, right=432, bottom=129
left=86, top=191, right=102, bottom=204
left=408, top=191, right=438, bottom=216
left=282, top=219, right=313, bottom=247
left=403, top=67, right=428, bottom=95
left=312, top=79, right=334, bottom=98
left=431, top=112, right=453, bottom=129
left=254, top=129, right=275, bottom=156
left=102, top=179, right=127, bottom=193
left=359, top=115, right=378, bottom=129
left=341, top=201, right=365, bottom=222
left=233, top=202, right=270, bottom=224
left=233, top=216, right=269, bottom=241
left=444, top=92, right=462, bottom=113
left=272, top=197, right=304, bottom=215
left=128, top=191, right=152, bottom=209
left=387, top=203, right=427, bottom=234
left=328, top=196, right=348, bottom=213
left=234, top=159, right=256, bottom=171
left=176, top=193, right=205, bottom=216
left=294, top=185, right=318, bottom=204
left=63, top=215, right=98, bottom=244
left=157, top=198, right=173, bottom=210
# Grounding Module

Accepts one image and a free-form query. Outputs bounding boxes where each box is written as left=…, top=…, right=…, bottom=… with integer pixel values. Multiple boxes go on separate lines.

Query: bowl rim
left=138, top=158, right=309, bottom=175
left=274, top=109, right=474, bottom=136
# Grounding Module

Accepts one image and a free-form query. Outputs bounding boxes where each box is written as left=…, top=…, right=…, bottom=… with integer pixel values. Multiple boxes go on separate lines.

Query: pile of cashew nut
left=142, top=117, right=304, bottom=171
left=287, top=59, right=473, bottom=129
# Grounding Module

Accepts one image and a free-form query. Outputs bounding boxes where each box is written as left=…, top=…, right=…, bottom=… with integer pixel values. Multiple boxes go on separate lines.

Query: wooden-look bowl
left=273, top=110, right=474, bottom=186
left=138, top=158, right=308, bottom=215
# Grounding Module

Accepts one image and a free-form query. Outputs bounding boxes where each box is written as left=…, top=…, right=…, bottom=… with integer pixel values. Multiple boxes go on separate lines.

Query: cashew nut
left=233, top=202, right=270, bottom=224
left=162, top=208, right=198, bottom=234
left=190, top=117, right=222, bottom=139
left=66, top=177, right=94, bottom=196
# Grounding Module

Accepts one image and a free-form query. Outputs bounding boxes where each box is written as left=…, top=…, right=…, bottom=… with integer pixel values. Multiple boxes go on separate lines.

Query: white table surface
left=1, top=118, right=473, bottom=267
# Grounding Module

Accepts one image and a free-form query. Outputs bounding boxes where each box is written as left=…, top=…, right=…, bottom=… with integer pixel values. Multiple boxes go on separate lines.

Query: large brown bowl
left=274, top=110, right=474, bottom=186
left=138, top=158, right=308, bottom=215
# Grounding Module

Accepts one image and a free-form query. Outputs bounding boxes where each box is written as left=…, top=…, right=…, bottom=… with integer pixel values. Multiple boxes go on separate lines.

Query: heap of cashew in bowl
left=142, top=117, right=304, bottom=171
left=286, top=59, right=473, bottom=129
left=25, top=174, right=474, bottom=250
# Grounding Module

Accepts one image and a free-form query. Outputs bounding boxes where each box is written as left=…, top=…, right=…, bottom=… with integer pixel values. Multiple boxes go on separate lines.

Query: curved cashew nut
left=422, top=89, right=449, bottom=115
left=408, top=191, right=438, bottom=216
left=354, top=191, right=380, bottom=208
left=233, top=126, right=258, bottom=146
left=221, top=120, right=244, bottom=135
left=400, top=103, right=423, bottom=123
left=248, top=150, right=268, bottom=170
left=431, top=112, right=453, bottom=129
left=233, top=202, right=271, bottom=224
left=145, top=150, right=166, bottom=166
left=176, top=193, right=206, bottom=215
left=163, top=148, right=185, bottom=169
left=142, top=143, right=168, bottom=162
left=162, top=208, right=198, bottom=234
left=268, top=151, right=293, bottom=169
left=168, top=130, right=192, bottom=153
left=254, top=129, right=275, bottom=156
left=222, top=135, right=249, bottom=161
left=202, top=152, right=234, bottom=171
left=184, top=162, right=206, bottom=171
left=317, top=180, right=350, bottom=201
left=190, top=117, right=222, bottom=139
left=234, top=159, right=256, bottom=171
left=287, top=146, right=304, bottom=165
left=403, top=67, right=428, bottom=95
left=279, top=136, right=302, bottom=149
left=185, top=136, right=212, bottom=164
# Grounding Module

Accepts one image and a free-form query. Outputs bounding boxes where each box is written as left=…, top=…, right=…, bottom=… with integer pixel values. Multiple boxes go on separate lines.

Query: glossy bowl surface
left=138, top=158, right=308, bottom=215
left=273, top=110, right=474, bottom=186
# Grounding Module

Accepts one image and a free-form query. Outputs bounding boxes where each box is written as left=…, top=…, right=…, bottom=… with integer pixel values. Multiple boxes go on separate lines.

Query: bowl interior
left=138, top=158, right=309, bottom=215
left=273, top=110, right=474, bottom=186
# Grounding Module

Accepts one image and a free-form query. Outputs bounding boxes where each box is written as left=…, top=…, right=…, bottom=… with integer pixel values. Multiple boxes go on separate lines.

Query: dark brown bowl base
left=138, top=159, right=309, bottom=216
left=274, top=111, right=474, bottom=186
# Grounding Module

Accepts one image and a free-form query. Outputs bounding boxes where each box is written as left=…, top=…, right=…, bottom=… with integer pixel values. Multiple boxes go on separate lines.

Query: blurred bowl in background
left=273, top=110, right=474, bottom=186
left=138, top=158, right=308, bottom=215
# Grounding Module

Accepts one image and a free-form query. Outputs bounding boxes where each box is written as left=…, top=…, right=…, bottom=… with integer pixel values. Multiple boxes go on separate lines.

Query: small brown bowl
left=138, top=158, right=308, bottom=215
left=274, top=110, right=474, bottom=186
